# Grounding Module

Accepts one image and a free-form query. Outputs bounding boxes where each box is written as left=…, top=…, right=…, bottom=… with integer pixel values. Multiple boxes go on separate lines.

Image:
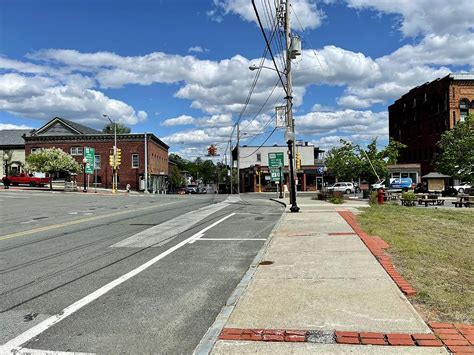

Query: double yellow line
left=0, top=202, right=176, bottom=242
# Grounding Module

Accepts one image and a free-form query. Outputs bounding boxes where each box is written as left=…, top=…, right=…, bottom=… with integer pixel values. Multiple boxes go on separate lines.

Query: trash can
left=362, top=189, right=369, bottom=199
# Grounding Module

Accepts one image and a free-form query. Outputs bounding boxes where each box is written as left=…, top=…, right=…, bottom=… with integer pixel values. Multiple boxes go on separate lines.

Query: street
left=0, top=190, right=284, bottom=354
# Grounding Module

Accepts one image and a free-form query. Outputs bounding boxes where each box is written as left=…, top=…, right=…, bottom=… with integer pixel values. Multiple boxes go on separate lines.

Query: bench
left=452, top=201, right=472, bottom=208
left=401, top=199, right=416, bottom=206
left=417, top=198, right=445, bottom=207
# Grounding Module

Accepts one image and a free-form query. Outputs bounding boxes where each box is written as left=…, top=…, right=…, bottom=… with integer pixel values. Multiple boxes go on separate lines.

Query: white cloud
left=0, top=123, right=33, bottom=130
left=188, top=46, right=209, bottom=53
left=0, top=73, right=147, bottom=126
left=162, top=115, right=196, bottom=126
left=210, top=0, right=324, bottom=30
left=346, top=0, right=474, bottom=37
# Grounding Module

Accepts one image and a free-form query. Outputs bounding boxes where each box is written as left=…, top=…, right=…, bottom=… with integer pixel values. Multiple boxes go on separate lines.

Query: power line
left=239, top=127, right=279, bottom=159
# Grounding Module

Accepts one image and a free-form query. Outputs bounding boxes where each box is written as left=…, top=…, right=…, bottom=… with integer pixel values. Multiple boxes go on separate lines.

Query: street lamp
left=248, top=64, right=285, bottom=74
left=82, top=158, right=88, bottom=192
left=284, top=130, right=299, bottom=212
left=103, top=114, right=117, bottom=193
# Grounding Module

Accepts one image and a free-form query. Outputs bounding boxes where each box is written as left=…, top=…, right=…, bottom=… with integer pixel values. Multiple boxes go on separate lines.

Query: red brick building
left=24, top=117, right=169, bottom=191
left=389, top=74, right=474, bottom=175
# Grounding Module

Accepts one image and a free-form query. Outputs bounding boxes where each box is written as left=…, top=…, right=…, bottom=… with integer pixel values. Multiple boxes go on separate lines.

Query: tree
left=434, top=114, right=474, bottom=183
left=102, top=123, right=131, bottom=134
left=325, top=140, right=362, bottom=181
left=169, top=165, right=185, bottom=191
left=325, top=138, right=406, bottom=183
left=25, top=148, right=81, bottom=190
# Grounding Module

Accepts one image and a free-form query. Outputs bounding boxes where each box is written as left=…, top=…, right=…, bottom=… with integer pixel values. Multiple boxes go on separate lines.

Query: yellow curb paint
left=0, top=201, right=178, bottom=242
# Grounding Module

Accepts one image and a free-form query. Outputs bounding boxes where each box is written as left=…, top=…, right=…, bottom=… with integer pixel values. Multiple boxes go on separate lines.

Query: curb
left=269, top=197, right=287, bottom=207
left=193, top=206, right=287, bottom=355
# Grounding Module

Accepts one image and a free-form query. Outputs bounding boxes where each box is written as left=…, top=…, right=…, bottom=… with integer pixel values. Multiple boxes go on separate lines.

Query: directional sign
left=270, top=168, right=281, bottom=182
left=268, top=152, right=284, bottom=168
left=84, top=147, right=95, bottom=174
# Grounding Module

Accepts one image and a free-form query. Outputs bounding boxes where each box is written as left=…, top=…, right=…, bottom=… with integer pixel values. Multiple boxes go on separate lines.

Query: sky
left=1, top=0, right=473, bottom=161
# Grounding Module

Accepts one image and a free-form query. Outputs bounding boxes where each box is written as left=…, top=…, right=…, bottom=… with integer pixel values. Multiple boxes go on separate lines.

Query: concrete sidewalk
left=207, top=196, right=447, bottom=354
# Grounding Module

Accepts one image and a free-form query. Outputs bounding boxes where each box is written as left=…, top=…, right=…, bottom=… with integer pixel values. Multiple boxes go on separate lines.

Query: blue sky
left=1, top=0, right=473, bottom=160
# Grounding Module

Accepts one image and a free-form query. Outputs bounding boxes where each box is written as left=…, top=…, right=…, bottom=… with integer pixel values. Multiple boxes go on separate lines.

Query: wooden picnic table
left=452, top=195, right=473, bottom=208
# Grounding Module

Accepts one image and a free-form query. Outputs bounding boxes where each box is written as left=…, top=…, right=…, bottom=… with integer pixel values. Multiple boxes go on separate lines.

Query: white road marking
left=112, top=196, right=239, bottom=248
left=0, top=195, right=29, bottom=199
left=197, top=238, right=266, bottom=241
left=15, top=348, right=94, bottom=354
left=0, top=213, right=236, bottom=353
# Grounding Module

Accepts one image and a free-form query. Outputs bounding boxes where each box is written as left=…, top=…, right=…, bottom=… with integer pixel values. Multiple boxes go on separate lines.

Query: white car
left=328, top=182, right=355, bottom=194
left=453, top=182, right=471, bottom=194
left=371, top=180, right=385, bottom=190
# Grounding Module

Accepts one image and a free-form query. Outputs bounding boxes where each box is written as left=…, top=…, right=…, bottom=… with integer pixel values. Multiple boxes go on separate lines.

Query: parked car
left=2, top=173, right=49, bottom=187
left=185, top=184, right=198, bottom=194
left=453, top=182, right=472, bottom=194
left=327, top=182, right=355, bottom=194
left=371, top=180, right=385, bottom=190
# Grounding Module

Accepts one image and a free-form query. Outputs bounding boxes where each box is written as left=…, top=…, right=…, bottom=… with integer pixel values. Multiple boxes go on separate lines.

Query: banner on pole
left=275, top=106, right=286, bottom=127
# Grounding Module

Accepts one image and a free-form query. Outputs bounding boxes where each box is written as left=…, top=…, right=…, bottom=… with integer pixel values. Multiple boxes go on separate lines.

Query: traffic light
left=207, top=145, right=217, bottom=156
left=296, top=150, right=301, bottom=170
left=116, top=148, right=122, bottom=166
left=109, top=154, right=115, bottom=167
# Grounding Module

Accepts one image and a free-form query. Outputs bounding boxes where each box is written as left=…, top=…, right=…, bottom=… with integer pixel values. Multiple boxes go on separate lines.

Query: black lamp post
left=82, top=158, right=87, bottom=193
left=279, top=165, right=283, bottom=198
left=285, top=130, right=300, bottom=212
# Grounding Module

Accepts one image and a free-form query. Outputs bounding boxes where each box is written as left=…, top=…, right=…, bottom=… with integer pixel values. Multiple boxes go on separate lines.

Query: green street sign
left=270, top=168, right=281, bottom=182
left=268, top=152, right=284, bottom=168
left=84, top=147, right=95, bottom=174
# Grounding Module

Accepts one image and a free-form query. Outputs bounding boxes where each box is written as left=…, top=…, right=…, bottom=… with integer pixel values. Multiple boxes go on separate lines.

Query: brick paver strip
left=429, top=323, right=474, bottom=353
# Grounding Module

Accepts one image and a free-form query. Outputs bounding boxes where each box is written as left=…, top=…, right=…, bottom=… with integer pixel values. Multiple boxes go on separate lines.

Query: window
left=94, top=155, right=101, bottom=169
left=132, top=154, right=139, bottom=168
left=460, top=100, right=469, bottom=122
left=256, top=153, right=261, bottom=162
left=424, top=93, right=427, bottom=103
left=70, top=147, right=83, bottom=156
left=413, top=98, right=416, bottom=108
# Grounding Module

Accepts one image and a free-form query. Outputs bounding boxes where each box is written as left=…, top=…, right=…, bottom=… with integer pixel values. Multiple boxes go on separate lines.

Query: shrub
left=329, top=196, right=345, bottom=204
left=401, top=191, right=416, bottom=201
left=369, top=191, right=378, bottom=205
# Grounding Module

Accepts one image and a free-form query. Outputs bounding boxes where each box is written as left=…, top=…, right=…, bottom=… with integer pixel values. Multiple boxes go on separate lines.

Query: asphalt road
left=0, top=190, right=284, bottom=354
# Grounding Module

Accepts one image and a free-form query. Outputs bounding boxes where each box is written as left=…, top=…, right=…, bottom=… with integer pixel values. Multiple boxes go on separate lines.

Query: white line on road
left=197, top=238, right=266, bottom=241
left=15, top=348, right=95, bottom=355
left=0, top=212, right=236, bottom=353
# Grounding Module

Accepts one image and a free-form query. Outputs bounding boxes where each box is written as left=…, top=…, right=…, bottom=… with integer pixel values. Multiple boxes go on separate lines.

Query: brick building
left=389, top=73, right=474, bottom=175
left=24, top=117, right=169, bottom=191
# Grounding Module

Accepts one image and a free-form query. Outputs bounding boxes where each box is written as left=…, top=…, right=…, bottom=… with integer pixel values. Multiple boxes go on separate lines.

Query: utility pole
left=230, top=136, right=233, bottom=194
left=236, top=123, right=240, bottom=194
left=284, top=0, right=300, bottom=212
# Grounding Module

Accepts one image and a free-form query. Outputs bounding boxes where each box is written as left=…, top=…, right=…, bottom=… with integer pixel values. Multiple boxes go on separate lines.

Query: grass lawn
left=357, top=204, right=473, bottom=323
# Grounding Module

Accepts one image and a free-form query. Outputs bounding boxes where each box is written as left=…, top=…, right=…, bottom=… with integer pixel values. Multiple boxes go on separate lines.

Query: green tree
left=434, top=114, right=474, bottom=182
left=25, top=148, right=81, bottom=190
left=169, top=165, right=185, bottom=190
left=325, top=138, right=406, bottom=183
left=102, top=123, right=131, bottom=134
left=325, top=140, right=362, bottom=181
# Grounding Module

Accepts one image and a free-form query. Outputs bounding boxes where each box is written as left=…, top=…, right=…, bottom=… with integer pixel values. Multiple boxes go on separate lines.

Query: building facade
left=1, top=129, right=32, bottom=177
left=234, top=143, right=325, bottom=192
left=24, top=117, right=169, bottom=191
left=389, top=74, right=474, bottom=175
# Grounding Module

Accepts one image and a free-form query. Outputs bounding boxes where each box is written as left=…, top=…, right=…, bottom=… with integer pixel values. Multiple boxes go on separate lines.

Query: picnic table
left=400, top=199, right=416, bottom=206
left=415, top=194, right=445, bottom=207
left=452, top=195, right=473, bottom=208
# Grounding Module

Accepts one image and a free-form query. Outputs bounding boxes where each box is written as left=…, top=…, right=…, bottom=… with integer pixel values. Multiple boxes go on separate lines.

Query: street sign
left=270, top=168, right=281, bottom=182
left=268, top=152, right=284, bottom=168
left=84, top=147, right=95, bottom=174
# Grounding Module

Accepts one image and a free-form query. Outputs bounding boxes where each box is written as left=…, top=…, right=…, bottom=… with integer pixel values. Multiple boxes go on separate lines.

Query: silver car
left=328, top=182, right=355, bottom=194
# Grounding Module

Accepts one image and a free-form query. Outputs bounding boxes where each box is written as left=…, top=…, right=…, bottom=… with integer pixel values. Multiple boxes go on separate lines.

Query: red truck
left=2, top=173, right=50, bottom=187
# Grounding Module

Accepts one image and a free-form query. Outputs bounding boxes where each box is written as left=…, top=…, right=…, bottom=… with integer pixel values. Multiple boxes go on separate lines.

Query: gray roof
left=0, top=129, right=32, bottom=147
left=31, top=117, right=101, bottom=136
left=421, top=172, right=451, bottom=178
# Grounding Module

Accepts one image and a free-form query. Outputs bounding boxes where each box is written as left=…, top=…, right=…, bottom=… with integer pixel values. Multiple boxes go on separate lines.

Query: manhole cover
left=259, top=260, right=274, bottom=266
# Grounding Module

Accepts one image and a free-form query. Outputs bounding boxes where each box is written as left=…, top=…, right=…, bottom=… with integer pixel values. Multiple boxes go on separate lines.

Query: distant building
left=0, top=129, right=32, bottom=177
left=389, top=73, right=474, bottom=175
left=233, top=142, right=325, bottom=192
left=24, top=117, right=169, bottom=191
